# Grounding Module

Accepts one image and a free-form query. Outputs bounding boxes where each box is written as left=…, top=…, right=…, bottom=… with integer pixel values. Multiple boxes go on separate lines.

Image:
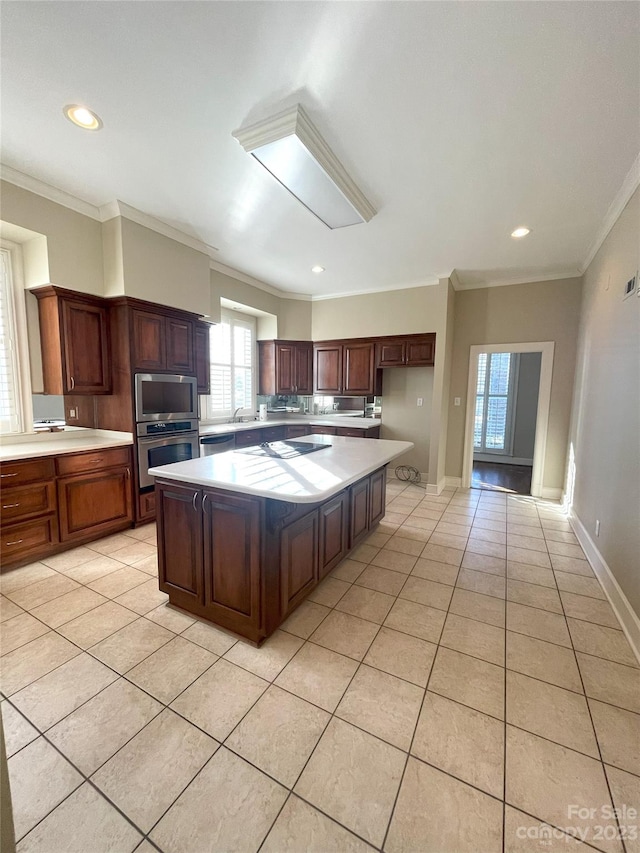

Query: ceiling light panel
left=233, top=105, right=375, bottom=229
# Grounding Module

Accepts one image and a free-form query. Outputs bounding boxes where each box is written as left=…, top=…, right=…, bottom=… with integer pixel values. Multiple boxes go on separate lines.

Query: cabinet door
left=369, top=467, right=386, bottom=527
left=336, top=428, right=367, bottom=438
left=405, top=337, right=435, bottom=366
left=342, top=342, right=376, bottom=395
left=375, top=339, right=406, bottom=367
left=281, top=511, right=319, bottom=616
left=58, top=466, right=133, bottom=541
left=157, top=483, right=203, bottom=602
left=132, top=310, right=166, bottom=370
left=195, top=323, right=211, bottom=394
left=311, top=425, right=337, bottom=435
left=294, top=342, right=313, bottom=394
left=234, top=429, right=264, bottom=448
left=61, top=299, right=111, bottom=394
left=319, top=491, right=348, bottom=579
left=314, top=345, right=343, bottom=393
left=349, top=477, right=370, bottom=546
left=275, top=343, right=297, bottom=394
left=166, top=317, right=194, bottom=373
left=203, top=490, right=261, bottom=636
left=286, top=425, right=310, bottom=439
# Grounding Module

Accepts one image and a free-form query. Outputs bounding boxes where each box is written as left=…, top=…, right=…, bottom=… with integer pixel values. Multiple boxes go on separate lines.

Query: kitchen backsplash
left=256, top=395, right=382, bottom=417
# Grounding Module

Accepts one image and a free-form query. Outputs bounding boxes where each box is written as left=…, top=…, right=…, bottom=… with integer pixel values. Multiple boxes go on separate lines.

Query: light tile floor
left=1, top=484, right=639, bottom=853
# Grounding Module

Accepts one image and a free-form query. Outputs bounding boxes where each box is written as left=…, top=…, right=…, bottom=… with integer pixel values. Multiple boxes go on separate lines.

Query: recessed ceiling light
left=511, top=226, right=531, bottom=238
left=311, top=265, right=325, bottom=274
left=233, top=105, right=376, bottom=229
left=63, top=104, right=103, bottom=131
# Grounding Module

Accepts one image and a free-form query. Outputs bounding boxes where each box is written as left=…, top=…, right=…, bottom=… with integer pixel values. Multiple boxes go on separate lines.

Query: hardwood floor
left=472, top=460, right=533, bottom=494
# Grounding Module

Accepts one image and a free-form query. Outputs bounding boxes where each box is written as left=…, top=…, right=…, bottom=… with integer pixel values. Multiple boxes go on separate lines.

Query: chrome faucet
left=231, top=407, right=243, bottom=423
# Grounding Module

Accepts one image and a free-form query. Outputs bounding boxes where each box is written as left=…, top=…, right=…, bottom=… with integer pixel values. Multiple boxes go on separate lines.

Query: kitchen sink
left=236, top=441, right=329, bottom=459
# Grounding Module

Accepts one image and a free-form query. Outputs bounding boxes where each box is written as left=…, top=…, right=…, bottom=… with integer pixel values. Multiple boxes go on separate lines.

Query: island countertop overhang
left=149, top=434, right=413, bottom=503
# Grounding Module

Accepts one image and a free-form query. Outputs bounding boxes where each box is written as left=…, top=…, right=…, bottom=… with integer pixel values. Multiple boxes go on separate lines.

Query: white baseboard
left=473, top=454, right=534, bottom=466
left=425, top=477, right=446, bottom=496
left=540, top=486, right=562, bottom=500
left=569, top=509, right=640, bottom=665
left=445, top=476, right=462, bottom=488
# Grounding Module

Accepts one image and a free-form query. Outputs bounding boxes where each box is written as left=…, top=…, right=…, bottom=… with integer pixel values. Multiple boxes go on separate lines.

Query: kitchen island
left=150, top=435, right=412, bottom=644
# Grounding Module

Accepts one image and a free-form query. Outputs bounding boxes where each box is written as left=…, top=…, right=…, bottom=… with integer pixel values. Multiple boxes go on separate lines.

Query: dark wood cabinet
left=258, top=340, right=313, bottom=396
left=195, top=322, right=211, bottom=394
left=234, top=429, right=265, bottom=448
left=314, top=340, right=381, bottom=395
left=286, top=425, right=311, bottom=439
left=34, top=286, right=111, bottom=395
left=157, top=483, right=203, bottom=602
left=319, top=491, right=348, bottom=579
left=349, top=477, right=371, bottom=546
left=1, top=516, right=59, bottom=566
left=311, top=425, right=337, bottom=435
left=131, top=309, right=194, bottom=373
left=369, top=467, right=387, bottom=527
left=202, top=489, right=261, bottom=637
left=57, top=464, right=133, bottom=542
left=375, top=334, right=435, bottom=367
left=281, top=510, right=319, bottom=617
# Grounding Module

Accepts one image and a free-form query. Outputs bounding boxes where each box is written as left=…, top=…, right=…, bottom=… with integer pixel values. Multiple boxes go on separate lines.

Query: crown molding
left=100, top=200, right=219, bottom=259
left=581, top=151, right=640, bottom=273
left=1, top=164, right=102, bottom=220
left=453, top=269, right=582, bottom=292
left=209, top=259, right=311, bottom=301
left=311, top=278, right=440, bottom=301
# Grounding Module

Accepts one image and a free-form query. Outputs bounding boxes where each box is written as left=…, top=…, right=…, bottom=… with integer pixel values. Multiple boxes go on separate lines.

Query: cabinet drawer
left=1, top=516, right=59, bottom=564
left=0, top=481, right=56, bottom=523
left=234, top=429, right=263, bottom=448
left=310, top=425, right=337, bottom=435
left=0, top=457, right=55, bottom=487
left=56, top=446, right=131, bottom=476
left=336, top=428, right=367, bottom=438
left=286, top=425, right=310, bottom=439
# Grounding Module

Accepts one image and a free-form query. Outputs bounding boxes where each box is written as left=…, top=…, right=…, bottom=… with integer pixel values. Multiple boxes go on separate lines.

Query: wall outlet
left=417, top=397, right=423, bottom=407
left=623, top=275, right=637, bottom=300
left=69, top=408, right=77, bottom=419
left=454, top=397, right=461, bottom=406
left=595, top=519, right=600, bottom=537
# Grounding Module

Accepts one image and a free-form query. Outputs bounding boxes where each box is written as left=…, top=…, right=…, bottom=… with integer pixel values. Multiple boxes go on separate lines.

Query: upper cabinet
left=131, top=308, right=194, bottom=373
left=258, top=340, right=313, bottom=396
left=195, top=322, right=211, bottom=394
left=314, top=340, right=382, bottom=395
left=34, top=286, right=112, bottom=395
left=375, top=334, right=435, bottom=368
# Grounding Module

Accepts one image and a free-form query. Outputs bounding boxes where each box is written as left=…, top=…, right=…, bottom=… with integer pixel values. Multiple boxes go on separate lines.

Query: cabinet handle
left=125, top=467, right=131, bottom=480
left=70, top=376, right=75, bottom=390
left=192, top=492, right=199, bottom=512
left=0, top=473, right=17, bottom=478
left=2, top=503, right=19, bottom=509
left=201, top=494, right=208, bottom=513
left=5, top=539, right=23, bottom=546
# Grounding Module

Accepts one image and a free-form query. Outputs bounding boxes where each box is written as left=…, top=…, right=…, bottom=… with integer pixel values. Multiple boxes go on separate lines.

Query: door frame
left=461, top=341, right=555, bottom=497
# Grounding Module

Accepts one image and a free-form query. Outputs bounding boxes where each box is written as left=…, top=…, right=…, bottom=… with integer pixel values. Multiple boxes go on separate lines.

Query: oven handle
left=137, top=431, right=199, bottom=448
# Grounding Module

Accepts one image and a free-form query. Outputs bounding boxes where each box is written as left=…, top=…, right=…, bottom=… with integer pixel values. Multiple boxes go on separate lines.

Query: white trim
left=462, top=341, right=554, bottom=498
left=540, top=486, right=562, bottom=500
left=0, top=240, right=33, bottom=433
left=100, top=201, right=219, bottom=259
left=1, top=164, right=101, bottom=220
left=581, top=151, right=640, bottom=273
left=445, top=476, right=462, bottom=488
left=568, top=508, right=640, bottom=664
left=473, top=454, right=534, bottom=466
left=452, top=271, right=581, bottom=291
left=311, top=278, right=440, bottom=301
left=425, top=477, right=446, bottom=496
left=209, top=259, right=311, bottom=301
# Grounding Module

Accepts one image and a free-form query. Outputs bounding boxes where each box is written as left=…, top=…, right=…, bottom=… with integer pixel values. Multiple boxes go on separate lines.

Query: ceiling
left=1, top=1, right=638, bottom=298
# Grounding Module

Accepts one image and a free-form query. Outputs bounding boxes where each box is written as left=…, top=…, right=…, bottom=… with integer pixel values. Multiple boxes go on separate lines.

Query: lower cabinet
left=286, top=425, right=311, bottom=439
left=157, top=483, right=203, bottom=602
left=1, top=516, right=59, bottom=566
left=58, top=465, right=133, bottom=541
left=202, top=490, right=261, bottom=637
left=280, top=511, right=319, bottom=617
left=155, top=465, right=387, bottom=644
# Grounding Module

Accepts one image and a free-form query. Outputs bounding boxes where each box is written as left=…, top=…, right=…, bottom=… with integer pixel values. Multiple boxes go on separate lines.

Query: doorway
left=461, top=342, right=555, bottom=497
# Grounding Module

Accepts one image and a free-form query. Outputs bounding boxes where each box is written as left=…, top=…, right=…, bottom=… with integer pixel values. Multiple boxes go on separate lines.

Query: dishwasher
left=200, top=434, right=236, bottom=456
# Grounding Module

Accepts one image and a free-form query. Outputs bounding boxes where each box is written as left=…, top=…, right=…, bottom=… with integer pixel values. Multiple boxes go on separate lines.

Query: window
left=0, top=245, right=31, bottom=434
left=202, top=310, right=255, bottom=420
left=474, top=352, right=518, bottom=454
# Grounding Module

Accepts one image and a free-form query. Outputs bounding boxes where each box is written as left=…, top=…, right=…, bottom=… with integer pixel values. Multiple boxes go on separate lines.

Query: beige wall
left=446, top=277, right=583, bottom=491
left=381, top=367, right=433, bottom=473
left=119, top=218, right=211, bottom=315
left=0, top=181, right=103, bottom=295
left=279, top=297, right=312, bottom=339
left=568, top=188, right=639, bottom=614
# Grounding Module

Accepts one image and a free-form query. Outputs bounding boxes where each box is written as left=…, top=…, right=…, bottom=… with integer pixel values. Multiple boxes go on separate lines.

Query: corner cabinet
left=313, top=340, right=382, bottom=395
left=131, top=308, right=194, bottom=373
left=34, top=286, right=112, bottom=395
left=258, top=340, right=313, bottom=396
left=195, top=322, right=211, bottom=394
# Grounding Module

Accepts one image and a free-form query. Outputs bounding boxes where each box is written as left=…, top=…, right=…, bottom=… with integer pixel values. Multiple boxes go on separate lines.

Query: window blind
left=0, top=249, right=23, bottom=433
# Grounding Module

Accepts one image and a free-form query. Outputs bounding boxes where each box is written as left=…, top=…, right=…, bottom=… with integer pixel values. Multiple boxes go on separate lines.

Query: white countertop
left=199, top=416, right=382, bottom=437
left=0, top=429, right=134, bottom=462
left=150, top=434, right=412, bottom=503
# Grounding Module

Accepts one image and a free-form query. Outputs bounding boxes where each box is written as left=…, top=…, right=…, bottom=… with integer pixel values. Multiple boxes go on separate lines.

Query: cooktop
left=237, top=441, right=329, bottom=459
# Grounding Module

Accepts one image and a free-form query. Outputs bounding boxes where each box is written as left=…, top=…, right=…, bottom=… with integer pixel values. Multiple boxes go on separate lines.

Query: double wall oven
left=135, top=374, right=200, bottom=489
